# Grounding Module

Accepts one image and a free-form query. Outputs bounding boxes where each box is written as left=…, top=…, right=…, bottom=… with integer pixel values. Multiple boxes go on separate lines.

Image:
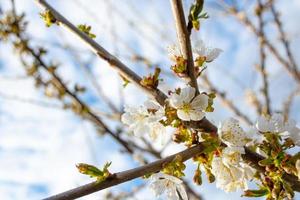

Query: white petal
left=189, top=110, right=205, bottom=121
left=169, top=93, right=182, bottom=108
left=271, top=113, right=285, bottom=132
left=177, top=109, right=191, bottom=121
left=144, top=99, right=161, bottom=110
left=206, top=48, right=222, bottom=62
left=193, top=40, right=206, bottom=56
left=180, top=87, right=195, bottom=103
left=121, top=112, right=134, bottom=125
left=256, top=116, right=272, bottom=132
left=161, top=173, right=183, bottom=184
left=191, top=94, right=208, bottom=110
left=176, top=184, right=188, bottom=200
left=167, top=45, right=181, bottom=61
left=134, top=123, right=149, bottom=137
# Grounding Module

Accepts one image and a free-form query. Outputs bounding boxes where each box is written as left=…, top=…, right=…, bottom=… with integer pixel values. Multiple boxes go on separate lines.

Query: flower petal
left=189, top=110, right=205, bottom=121
left=180, top=87, right=195, bottom=103
left=169, top=93, right=182, bottom=108
left=177, top=109, right=191, bottom=121
left=206, top=48, right=222, bottom=62
left=191, top=93, right=209, bottom=110
left=256, top=116, right=273, bottom=132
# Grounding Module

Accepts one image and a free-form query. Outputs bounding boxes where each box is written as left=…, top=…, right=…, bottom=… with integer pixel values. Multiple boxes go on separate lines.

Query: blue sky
left=0, top=0, right=300, bottom=199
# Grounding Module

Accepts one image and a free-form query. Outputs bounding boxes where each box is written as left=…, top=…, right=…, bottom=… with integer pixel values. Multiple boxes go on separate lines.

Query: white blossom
left=256, top=114, right=300, bottom=146
left=211, top=147, right=255, bottom=192
left=167, top=45, right=182, bottom=62
left=218, top=118, right=252, bottom=148
left=121, top=100, right=166, bottom=143
left=149, top=173, right=188, bottom=200
left=169, top=86, right=208, bottom=121
left=168, top=40, right=222, bottom=64
left=193, top=40, right=222, bottom=63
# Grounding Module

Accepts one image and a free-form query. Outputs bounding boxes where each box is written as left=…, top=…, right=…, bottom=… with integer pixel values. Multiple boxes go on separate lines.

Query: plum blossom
left=218, top=118, right=252, bottom=149
left=121, top=100, right=166, bottom=143
left=167, top=45, right=182, bottom=62
left=169, top=86, right=208, bottom=121
left=168, top=40, right=222, bottom=66
left=193, top=40, right=222, bottom=64
left=211, top=147, right=255, bottom=192
left=149, top=173, right=188, bottom=200
left=256, top=114, right=300, bottom=146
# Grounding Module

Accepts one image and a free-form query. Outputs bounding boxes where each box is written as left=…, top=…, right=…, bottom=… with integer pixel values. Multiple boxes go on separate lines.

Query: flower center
left=182, top=103, right=191, bottom=113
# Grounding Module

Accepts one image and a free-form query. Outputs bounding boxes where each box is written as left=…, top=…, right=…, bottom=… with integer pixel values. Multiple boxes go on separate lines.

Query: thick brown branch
left=43, top=144, right=205, bottom=200
left=170, top=0, right=199, bottom=92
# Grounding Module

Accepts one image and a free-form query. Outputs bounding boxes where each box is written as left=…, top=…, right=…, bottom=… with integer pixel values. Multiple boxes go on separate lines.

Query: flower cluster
left=119, top=37, right=300, bottom=199
left=213, top=114, right=300, bottom=199
left=168, top=40, right=222, bottom=77
left=212, top=118, right=256, bottom=192
left=121, top=100, right=167, bottom=144
left=256, top=114, right=300, bottom=146
left=121, top=86, right=211, bottom=144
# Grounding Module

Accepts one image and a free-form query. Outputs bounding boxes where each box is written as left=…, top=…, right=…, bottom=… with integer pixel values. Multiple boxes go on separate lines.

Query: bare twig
left=0, top=91, right=62, bottom=109
left=221, top=1, right=300, bottom=85
left=170, top=0, right=199, bottom=91
left=256, top=0, right=271, bottom=115
left=269, top=1, right=299, bottom=79
left=67, top=49, right=120, bottom=113
left=283, top=87, right=300, bottom=120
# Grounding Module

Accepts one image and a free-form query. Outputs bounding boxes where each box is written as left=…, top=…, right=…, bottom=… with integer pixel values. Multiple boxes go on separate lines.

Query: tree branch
left=269, top=1, right=299, bottom=79
left=221, top=1, right=300, bottom=85
left=33, top=1, right=300, bottom=198
left=43, top=144, right=205, bottom=200
left=35, top=0, right=167, bottom=105
left=169, top=0, right=199, bottom=92
left=257, top=0, right=271, bottom=115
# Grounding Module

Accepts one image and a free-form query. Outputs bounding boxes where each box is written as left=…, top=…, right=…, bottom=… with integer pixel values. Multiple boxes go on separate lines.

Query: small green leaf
left=76, top=162, right=111, bottom=183
left=77, top=24, right=96, bottom=39
left=40, top=10, right=57, bottom=27
left=121, top=76, right=130, bottom=88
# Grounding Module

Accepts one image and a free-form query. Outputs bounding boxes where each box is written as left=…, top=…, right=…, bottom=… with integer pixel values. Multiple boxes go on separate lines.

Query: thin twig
left=0, top=91, right=62, bottom=109
left=283, top=87, right=300, bottom=120
left=256, top=0, right=271, bottom=115
left=269, top=1, right=299, bottom=79
left=221, top=1, right=300, bottom=85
